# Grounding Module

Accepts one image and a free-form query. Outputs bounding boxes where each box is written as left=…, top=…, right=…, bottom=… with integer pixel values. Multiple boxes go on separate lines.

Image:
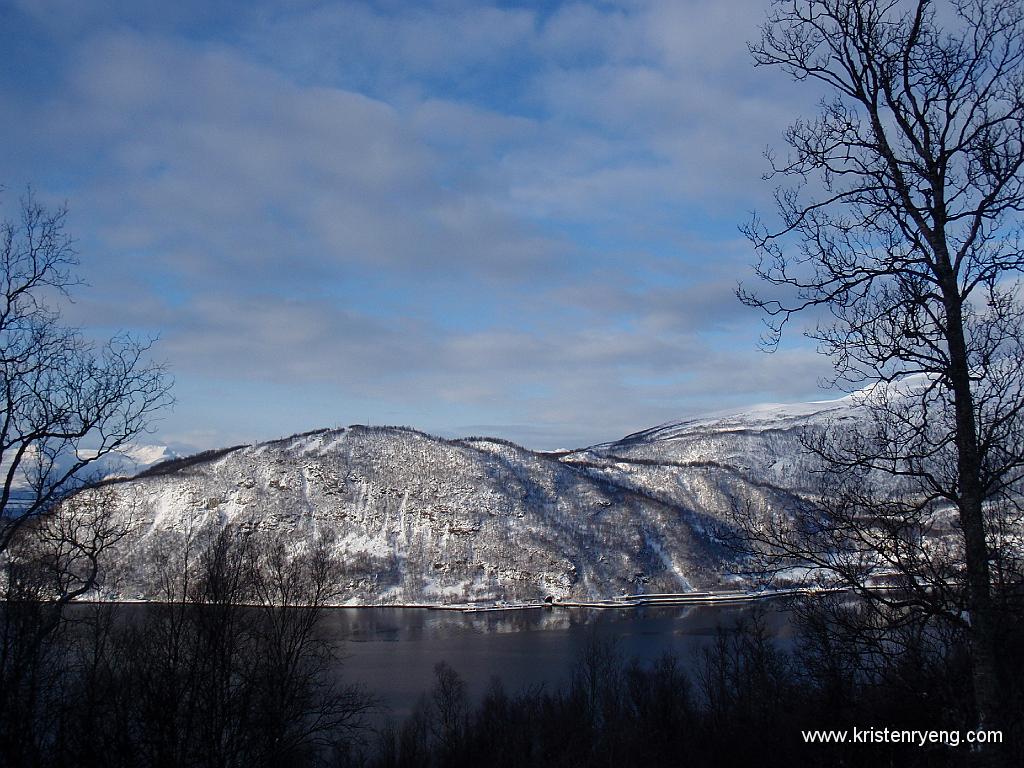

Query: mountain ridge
left=68, top=395, right=863, bottom=605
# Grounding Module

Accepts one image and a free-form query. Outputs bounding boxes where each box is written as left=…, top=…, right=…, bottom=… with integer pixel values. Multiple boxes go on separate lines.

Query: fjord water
left=322, top=603, right=796, bottom=720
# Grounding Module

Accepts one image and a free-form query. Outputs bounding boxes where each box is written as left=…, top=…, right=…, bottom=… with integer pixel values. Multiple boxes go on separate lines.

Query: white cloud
left=0, top=1, right=844, bottom=451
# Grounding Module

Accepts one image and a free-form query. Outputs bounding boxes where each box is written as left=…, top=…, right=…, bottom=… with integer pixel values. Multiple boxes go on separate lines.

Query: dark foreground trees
left=6, top=593, right=1020, bottom=767
left=2, top=524, right=375, bottom=768
left=0, top=191, right=173, bottom=764
left=737, top=0, right=1024, bottom=753
left=367, top=609, right=1023, bottom=768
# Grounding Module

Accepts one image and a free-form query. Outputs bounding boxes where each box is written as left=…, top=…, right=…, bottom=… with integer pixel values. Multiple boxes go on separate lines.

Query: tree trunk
left=942, top=286, right=1003, bottom=760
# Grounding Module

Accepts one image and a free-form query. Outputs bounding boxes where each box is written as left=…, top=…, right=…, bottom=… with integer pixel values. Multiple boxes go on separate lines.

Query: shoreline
left=433, top=586, right=842, bottom=613
left=65, top=586, right=842, bottom=613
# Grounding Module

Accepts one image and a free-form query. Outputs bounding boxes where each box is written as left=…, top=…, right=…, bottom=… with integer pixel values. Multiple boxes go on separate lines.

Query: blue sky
left=0, top=0, right=839, bottom=451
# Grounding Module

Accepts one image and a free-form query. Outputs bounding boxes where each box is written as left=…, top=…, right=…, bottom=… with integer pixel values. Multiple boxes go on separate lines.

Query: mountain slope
left=80, top=397, right=865, bottom=605
left=563, top=398, right=863, bottom=493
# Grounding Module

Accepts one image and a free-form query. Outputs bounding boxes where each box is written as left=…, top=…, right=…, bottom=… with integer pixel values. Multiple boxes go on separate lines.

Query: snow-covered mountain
left=2, top=444, right=181, bottom=517
left=74, top=397, right=863, bottom=605
left=562, top=396, right=866, bottom=498
left=83, top=444, right=182, bottom=481
left=3, top=444, right=181, bottom=490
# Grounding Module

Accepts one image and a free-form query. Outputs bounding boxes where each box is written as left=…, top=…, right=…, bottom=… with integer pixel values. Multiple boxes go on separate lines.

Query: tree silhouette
left=737, top=0, right=1024, bottom=753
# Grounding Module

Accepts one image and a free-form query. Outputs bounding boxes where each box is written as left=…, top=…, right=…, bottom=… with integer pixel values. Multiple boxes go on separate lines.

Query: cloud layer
left=0, top=0, right=839, bottom=451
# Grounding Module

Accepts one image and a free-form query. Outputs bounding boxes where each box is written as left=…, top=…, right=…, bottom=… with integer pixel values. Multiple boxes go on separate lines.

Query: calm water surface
left=321, top=603, right=796, bottom=720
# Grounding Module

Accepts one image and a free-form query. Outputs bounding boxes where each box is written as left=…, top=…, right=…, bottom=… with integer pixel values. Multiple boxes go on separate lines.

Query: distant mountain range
left=79, top=444, right=183, bottom=481
left=3, top=444, right=181, bottom=515
left=4, top=444, right=181, bottom=489
left=76, top=396, right=867, bottom=605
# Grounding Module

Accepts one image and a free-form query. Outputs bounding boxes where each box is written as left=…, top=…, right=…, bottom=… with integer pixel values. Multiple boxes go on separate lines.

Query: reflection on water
left=318, top=603, right=795, bottom=720
left=67, top=601, right=794, bottom=722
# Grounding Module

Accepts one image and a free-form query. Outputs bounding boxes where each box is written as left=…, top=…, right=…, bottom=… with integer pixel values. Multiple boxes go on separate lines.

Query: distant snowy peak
left=556, top=391, right=880, bottom=496
left=119, top=444, right=180, bottom=468
left=4, top=443, right=182, bottom=491
left=595, top=375, right=939, bottom=452
left=81, top=444, right=181, bottom=481
left=591, top=396, right=857, bottom=452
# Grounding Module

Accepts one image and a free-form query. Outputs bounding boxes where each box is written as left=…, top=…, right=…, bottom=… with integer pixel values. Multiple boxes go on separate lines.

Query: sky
left=0, top=0, right=841, bottom=452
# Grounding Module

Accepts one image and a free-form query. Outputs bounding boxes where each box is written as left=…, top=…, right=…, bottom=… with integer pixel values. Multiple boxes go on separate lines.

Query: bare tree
left=246, top=531, right=374, bottom=764
left=99, top=524, right=374, bottom=768
left=0, top=191, right=171, bottom=764
left=737, top=0, right=1024, bottom=748
left=0, top=191, right=171, bottom=561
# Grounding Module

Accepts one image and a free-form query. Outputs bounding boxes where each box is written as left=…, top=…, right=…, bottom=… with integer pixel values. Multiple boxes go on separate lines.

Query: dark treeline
left=0, top=526, right=374, bottom=768
left=3, top=524, right=1023, bottom=767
